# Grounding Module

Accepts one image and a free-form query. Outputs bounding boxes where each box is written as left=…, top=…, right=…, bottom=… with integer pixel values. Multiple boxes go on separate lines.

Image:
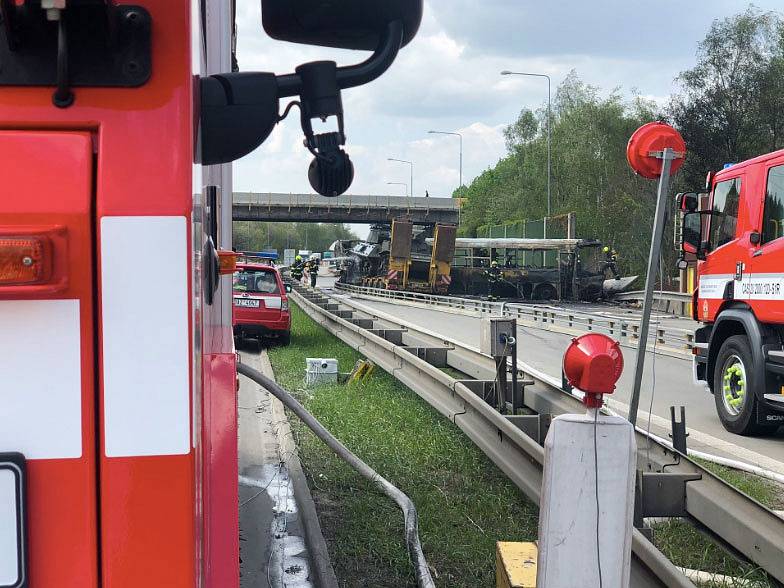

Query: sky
left=232, top=1, right=782, bottom=215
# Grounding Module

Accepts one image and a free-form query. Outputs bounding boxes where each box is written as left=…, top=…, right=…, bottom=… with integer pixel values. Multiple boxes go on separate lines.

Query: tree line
left=232, top=221, right=356, bottom=255
left=458, top=7, right=784, bottom=285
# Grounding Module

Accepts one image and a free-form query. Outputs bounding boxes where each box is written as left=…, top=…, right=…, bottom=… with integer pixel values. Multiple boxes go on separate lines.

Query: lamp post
left=386, top=181, right=408, bottom=197
left=428, top=130, right=463, bottom=190
left=387, top=158, right=413, bottom=197
left=501, top=70, right=552, bottom=220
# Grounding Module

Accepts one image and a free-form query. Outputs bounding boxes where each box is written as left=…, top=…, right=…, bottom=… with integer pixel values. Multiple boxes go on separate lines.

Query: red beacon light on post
left=563, top=333, right=624, bottom=408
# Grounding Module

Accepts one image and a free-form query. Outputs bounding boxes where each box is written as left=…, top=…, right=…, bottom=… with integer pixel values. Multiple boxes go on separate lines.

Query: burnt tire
left=713, top=335, right=774, bottom=436
left=534, top=284, right=558, bottom=300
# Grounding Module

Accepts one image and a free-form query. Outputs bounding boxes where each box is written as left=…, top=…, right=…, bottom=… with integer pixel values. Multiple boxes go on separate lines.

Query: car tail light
left=0, top=236, right=51, bottom=286
left=281, top=300, right=289, bottom=312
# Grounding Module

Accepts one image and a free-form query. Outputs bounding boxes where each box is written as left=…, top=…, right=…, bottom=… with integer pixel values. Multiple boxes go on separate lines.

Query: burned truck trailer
left=336, top=219, right=456, bottom=293
left=445, top=237, right=636, bottom=301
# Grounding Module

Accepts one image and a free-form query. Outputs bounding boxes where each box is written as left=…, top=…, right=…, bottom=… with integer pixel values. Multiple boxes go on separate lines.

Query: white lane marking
left=101, top=216, right=190, bottom=457
left=0, top=299, right=82, bottom=459
left=341, top=295, right=784, bottom=474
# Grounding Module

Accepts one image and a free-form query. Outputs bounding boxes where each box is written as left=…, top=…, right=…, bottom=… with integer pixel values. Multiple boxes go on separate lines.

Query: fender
left=707, top=307, right=769, bottom=400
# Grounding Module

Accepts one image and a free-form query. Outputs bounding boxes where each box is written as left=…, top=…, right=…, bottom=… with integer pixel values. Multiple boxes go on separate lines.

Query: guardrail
left=335, top=283, right=696, bottom=359
left=290, top=284, right=784, bottom=587
left=615, top=290, right=693, bottom=317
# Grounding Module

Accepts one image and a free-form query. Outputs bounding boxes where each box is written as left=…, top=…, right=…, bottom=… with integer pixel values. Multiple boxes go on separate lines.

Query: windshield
left=233, top=269, right=280, bottom=294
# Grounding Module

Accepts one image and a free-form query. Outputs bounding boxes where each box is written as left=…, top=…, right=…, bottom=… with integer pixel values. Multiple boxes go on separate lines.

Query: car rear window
left=233, top=269, right=280, bottom=294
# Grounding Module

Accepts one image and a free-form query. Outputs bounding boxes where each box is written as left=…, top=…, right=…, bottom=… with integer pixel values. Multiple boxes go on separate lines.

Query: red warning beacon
left=563, top=333, right=624, bottom=408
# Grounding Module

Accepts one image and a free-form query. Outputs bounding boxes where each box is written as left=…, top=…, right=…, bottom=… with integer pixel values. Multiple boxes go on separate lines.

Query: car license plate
left=234, top=297, right=260, bottom=308
left=0, top=453, right=26, bottom=588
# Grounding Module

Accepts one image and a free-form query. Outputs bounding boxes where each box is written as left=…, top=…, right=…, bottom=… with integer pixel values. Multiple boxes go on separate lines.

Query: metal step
left=767, top=349, right=784, bottom=361
left=763, top=394, right=784, bottom=405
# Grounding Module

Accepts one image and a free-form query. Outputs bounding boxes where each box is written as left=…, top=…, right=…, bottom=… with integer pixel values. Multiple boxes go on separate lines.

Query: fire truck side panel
left=0, top=131, right=98, bottom=586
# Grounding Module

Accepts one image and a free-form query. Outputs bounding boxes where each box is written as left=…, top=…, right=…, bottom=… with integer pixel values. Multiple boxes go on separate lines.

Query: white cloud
left=231, top=0, right=783, bottom=202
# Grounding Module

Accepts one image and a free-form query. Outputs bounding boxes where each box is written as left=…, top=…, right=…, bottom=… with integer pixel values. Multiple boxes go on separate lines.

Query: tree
left=671, top=7, right=784, bottom=187
left=232, top=221, right=356, bottom=255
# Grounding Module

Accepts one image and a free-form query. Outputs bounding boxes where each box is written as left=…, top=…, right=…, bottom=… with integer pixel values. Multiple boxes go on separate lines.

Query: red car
left=232, top=262, right=291, bottom=346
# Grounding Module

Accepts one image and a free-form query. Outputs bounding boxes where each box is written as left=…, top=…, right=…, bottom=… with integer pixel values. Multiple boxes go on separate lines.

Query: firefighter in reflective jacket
left=602, top=246, right=620, bottom=280
left=306, top=258, right=319, bottom=287
left=291, top=255, right=304, bottom=282
left=484, top=260, right=502, bottom=300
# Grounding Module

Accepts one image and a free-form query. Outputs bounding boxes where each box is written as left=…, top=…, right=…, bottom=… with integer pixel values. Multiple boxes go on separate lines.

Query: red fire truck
left=0, top=1, right=420, bottom=586
left=678, top=150, right=784, bottom=435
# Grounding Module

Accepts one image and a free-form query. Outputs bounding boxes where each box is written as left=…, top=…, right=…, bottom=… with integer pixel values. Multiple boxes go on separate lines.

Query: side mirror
left=261, top=0, right=423, bottom=51
left=675, top=192, right=699, bottom=213
left=676, top=258, right=689, bottom=270
left=285, top=284, right=292, bottom=293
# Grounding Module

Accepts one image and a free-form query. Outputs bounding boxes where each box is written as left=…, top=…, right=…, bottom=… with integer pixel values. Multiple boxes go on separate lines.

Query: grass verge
left=267, top=303, right=538, bottom=587
left=649, top=450, right=782, bottom=586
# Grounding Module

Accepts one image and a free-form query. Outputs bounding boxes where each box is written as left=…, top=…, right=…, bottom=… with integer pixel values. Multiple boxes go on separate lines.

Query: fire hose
left=237, top=362, right=435, bottom=588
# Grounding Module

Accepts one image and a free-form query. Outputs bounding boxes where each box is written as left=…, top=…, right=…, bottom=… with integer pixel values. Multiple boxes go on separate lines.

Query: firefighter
left=306, top=257, right=319, bottom=288
left=290, top=255, right=304, bottom=282
left=484, top=260, right=502, bottom=300
left=602, top=246, right=620, bottom=280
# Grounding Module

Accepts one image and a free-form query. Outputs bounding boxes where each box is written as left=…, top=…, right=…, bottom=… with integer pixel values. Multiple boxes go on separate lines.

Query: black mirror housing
left=261, top=0, right=423, bottom=51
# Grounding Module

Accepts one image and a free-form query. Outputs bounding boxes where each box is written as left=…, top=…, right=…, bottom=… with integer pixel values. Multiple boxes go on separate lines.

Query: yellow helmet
left=295, top=255, right=302, bottom=261
left=602, top=246, right=610, bottom=253
left=491, top=260, right=498, bottom=267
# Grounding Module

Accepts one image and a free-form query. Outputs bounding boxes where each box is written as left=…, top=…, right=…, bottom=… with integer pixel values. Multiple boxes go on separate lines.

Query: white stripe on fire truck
left=0, top=299, right=82, bottom=459
left=101, top=216, right=190, bottom=457
left=700, top=273, right=784, bottom=301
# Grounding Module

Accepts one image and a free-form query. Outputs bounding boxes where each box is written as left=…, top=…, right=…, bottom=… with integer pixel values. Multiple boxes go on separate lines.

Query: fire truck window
left=762, top=165, right=784, bottom=244
left=709, top=178, right=741, bottom=249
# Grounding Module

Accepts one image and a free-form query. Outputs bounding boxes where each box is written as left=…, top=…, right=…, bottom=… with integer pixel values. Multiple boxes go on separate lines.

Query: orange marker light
left=217, top=250, right=239, bottom=275
left=0, top=236, right=51, bottom=285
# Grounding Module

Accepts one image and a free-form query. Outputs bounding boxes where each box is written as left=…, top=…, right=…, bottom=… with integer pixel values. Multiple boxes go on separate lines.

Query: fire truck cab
left=678, top=149, right=784, bottom=435
left=0, top=0, right=422, bottom=586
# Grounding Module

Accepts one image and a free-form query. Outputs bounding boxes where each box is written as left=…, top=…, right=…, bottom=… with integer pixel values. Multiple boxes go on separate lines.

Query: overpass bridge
left=233, top=193, right=461, bottom=225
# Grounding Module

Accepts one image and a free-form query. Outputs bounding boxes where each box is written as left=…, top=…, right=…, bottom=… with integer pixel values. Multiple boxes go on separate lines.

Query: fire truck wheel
left=278, top=331, right=291, bottom=346
left=713, top=335, right=769, bottom=435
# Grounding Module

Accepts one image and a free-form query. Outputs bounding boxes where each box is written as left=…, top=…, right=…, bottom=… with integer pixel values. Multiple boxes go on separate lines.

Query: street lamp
left=428, top=130, right=463, bottom=190
left=387, top=158, right=413, bottom=197
left=501, top=70, right=552, bottom=220
left=386, top=181, right=408, bottom=196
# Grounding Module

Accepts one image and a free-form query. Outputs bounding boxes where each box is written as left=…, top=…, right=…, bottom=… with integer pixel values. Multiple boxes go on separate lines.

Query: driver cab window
left=762, top=165, right=784, bottom=244
left=709, top=178, right=741, bottom=248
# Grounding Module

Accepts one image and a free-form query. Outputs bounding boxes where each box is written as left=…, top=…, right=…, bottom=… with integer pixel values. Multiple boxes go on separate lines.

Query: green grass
left=692, top=458, right=783, bottom=510
left=269, top=302, right=784, bottom=587
left=649, top=460, right=782, bottom=587
left=268, top=303, right=538, bottom=587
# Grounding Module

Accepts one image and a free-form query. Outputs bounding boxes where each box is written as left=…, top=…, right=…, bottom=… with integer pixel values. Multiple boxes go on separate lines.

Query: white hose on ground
left=237, top=362, right=436, bottom=588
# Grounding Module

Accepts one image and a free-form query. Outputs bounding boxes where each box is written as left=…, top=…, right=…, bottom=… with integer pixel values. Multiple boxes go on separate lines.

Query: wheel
left=278, top=331, right=291, bottom=346
left=534, top=284, right=558, bottom=300
left=713, top=335, right=774, bottom=436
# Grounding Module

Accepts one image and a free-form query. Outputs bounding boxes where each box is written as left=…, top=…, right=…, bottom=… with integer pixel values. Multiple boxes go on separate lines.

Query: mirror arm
left=335, top=20, right=403, bottom=90
left=276, top=20, right=404, bottom=98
